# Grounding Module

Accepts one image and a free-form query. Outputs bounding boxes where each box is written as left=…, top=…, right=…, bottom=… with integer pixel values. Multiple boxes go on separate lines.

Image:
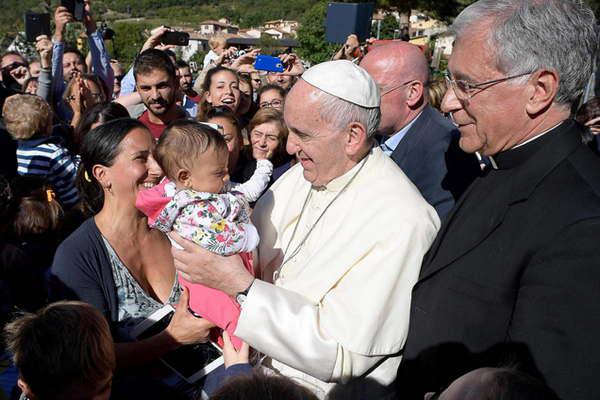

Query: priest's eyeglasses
left=444, top=71, right=532, bottom=101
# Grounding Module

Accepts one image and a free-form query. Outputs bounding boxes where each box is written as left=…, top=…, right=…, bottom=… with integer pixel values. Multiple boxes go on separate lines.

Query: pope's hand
left=169, top=232, right=254, bottom=296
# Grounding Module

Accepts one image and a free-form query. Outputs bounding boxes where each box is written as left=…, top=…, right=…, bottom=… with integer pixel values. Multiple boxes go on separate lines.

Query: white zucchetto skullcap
left=301, top=60, right=380, bottom=108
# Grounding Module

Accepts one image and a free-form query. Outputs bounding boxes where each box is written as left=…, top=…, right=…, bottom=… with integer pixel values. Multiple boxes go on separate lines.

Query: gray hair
left=452, top=0, right=598, bottom=105
left=312, top=90, right=381, bottom=137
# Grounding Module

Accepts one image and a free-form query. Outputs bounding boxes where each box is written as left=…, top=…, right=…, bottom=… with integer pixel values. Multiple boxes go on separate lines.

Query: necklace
left=280, top=154, right=370, bottom=268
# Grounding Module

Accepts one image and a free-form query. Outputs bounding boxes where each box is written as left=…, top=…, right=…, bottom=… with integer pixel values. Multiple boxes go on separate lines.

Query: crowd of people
left=0, top=0, right=599, bottom=399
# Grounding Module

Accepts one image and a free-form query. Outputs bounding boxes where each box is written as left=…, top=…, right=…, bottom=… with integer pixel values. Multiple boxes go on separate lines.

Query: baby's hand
left=222, top=331, right=249, bottom=368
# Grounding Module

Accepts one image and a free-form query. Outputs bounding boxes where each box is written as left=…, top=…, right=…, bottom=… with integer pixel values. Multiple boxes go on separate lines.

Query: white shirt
left=235, top=148, right=440, bottom=398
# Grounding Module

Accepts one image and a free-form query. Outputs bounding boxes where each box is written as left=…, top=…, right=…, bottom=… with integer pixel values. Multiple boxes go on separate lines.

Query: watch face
left=236, top=293, right=247, bottom=305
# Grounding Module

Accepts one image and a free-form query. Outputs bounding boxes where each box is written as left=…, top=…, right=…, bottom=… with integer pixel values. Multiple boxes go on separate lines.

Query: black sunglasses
left=2, top=62, right=26, bottom=71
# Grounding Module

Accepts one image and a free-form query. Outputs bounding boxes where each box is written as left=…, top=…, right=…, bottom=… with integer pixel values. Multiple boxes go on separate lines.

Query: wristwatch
left=235, top=279, right=255, bottom=306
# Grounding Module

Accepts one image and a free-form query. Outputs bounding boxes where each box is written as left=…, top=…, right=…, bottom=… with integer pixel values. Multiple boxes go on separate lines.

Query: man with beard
left=134, top=49, right=186, bottom=140
left=175, top=60, right=200, bottom=118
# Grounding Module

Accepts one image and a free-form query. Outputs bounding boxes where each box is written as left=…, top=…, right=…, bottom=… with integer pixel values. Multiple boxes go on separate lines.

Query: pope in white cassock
left=172, top=60, right=440, bottom=399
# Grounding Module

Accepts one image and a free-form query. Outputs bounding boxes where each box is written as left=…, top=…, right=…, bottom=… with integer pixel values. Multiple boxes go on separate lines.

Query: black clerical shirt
left=399, top=119, right=600, bottom=400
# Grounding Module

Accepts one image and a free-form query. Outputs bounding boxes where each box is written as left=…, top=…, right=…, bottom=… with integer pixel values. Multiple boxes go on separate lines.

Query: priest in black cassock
left=396, top=1, right=600, bottom=400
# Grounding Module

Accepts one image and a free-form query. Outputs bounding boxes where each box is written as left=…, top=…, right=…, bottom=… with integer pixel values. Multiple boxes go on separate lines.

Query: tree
left=111, top=21, right=152, bottom=68
left=258, top=34, right=278, bottom=56
left=296, top=2, right=338, bottom=65
left=371, top=14, right=399, bottom=39
left=188, top=50, right=206, bottom=73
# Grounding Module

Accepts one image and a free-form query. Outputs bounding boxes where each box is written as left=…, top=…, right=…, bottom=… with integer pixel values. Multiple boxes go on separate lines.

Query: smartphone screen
left=60, top=0, right=85, bottom=21
left=24, top=12, right=51, bottom=42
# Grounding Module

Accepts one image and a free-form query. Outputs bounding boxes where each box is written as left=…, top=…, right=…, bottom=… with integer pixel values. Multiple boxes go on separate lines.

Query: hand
left=222, top=331, right=249, bottom=368
left=279, top=53, right=304, bottom=76
left=54, top=6, right=73, bottom=42
left=343, top=34, right=360, bottom=58
left=585, top=117, right=600, bottom=135
left=10, top=65, right=29, bottom=86
left=142, top=26, right=171, bottom=52
left=231, top=48, right=261, bottom=70
left=36, top=35, right=53, bottom=69
left=165, top=287, right=215, bottom=346
left=67, top=73, right=84, bottom=114
left=169, top=232, right=254, bottom=296
left=83, top=0, right=97, bottom=34
left=215, top=47, right=238, bottom=67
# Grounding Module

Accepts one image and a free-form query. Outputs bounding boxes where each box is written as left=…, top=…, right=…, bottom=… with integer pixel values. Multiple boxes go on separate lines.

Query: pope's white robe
left=235, top=147, right=440, bottom=398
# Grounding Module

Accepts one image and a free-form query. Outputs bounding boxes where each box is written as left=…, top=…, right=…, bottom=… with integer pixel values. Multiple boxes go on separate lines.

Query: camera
left=162, top=31, right=190, bottom=46
left=99, top=22, right=115, bottom=41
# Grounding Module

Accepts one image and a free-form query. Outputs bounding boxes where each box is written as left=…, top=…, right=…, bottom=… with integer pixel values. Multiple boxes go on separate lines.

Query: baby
left=3, top=94, right=79, bottom=208
left=136, top=120, right=272, bottom=349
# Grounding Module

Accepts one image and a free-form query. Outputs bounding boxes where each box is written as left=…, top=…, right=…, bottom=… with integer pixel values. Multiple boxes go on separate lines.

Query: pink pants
left=180, top=252, right=254, bottom=350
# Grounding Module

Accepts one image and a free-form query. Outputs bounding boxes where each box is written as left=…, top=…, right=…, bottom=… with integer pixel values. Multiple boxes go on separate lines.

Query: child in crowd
left=4, top=301, right=115, bottom=400
left=2, top=94, right=79, bottom=208
left=136, top=120, right=272, bottom=349
left=8, top=176, right=64, bottom=313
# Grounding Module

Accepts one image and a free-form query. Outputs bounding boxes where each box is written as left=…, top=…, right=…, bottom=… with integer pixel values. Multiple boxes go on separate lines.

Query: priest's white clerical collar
left=512, top=121, right=564, bottom=149
left=487, top=120, right=565, bottom=170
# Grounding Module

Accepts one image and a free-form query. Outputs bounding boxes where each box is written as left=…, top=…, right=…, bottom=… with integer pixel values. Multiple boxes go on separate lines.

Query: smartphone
left=254, top=55, right=285, bottom=73
left=60, top=0, right=85, bottom=21
left=131, top=304, right=224, bottom=383
left=162, top=31, right=190, bottom=46
left=24, top=12, right=51, bottom=42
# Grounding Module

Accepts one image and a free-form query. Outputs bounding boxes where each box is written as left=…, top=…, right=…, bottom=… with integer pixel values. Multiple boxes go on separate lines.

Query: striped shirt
left=17, top=136, right=80, bottom=208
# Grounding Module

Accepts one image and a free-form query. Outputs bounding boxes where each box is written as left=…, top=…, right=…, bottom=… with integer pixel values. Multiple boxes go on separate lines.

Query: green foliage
left=3, top=0, right=600, bottom=69
left=0, top=0, right=48, bottom=48
left=188, top=50, right=206, bottom=72
left=258, top=34, right=279, bottom=56
left=371, top=14, right=399, bottom=39
left=296, top=2, right=337, bottom=65
left=112, top=21, right=152, bottom=68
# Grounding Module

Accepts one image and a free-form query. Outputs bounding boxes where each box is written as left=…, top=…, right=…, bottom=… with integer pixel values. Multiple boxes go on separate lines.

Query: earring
left=106, top=183, right=113, bottom=194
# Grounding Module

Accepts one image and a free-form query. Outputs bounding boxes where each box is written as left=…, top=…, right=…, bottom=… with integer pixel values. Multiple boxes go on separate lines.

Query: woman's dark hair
left=198, top=66, right=239, bottom=120
left=205, top=105, right=241, bottom=130
left=238, top=73, right=256, bottom=120
left=201, top=66, right=238, bottom=92
left=74, top=102, right=130, bottom=153
left=77, top=118, right=147, bottom=215
left=257, top=84, right=286, bottom=106
left=204, top=106, right=243, bottom=148
left=210, top=371, right=319, bottom=400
